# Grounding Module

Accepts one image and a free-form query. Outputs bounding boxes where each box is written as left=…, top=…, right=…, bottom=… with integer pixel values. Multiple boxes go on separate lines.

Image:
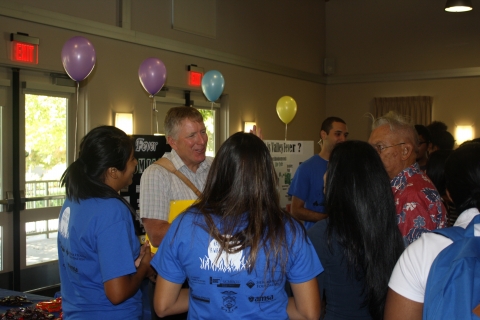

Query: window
left=26, top=219, right=58, bottom=266
left=197, top=108, right=216, bottom=157
left=25, top=94, right=67, bottom=208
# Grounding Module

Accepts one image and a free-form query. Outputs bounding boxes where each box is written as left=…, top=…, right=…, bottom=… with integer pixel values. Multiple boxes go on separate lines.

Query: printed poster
left=264, top=140, right=314, bottom=209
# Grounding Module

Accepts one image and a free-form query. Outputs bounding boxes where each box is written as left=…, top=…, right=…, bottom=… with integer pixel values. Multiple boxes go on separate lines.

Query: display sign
left=120, top=135, right=171, bottom=236
left=264, top=140, right=314, bottom=210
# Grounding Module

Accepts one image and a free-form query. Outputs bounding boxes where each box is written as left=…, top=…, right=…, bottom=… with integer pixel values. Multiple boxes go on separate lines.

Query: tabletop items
left=0, top=296, right=62, bottom=320
left=0, top=296, right=32, bottom=306
left=0, top=306, right=58, bottom=319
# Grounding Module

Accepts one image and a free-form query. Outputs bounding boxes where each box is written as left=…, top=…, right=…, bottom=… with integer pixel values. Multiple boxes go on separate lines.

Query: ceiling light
left=445, top=0, right=473, bottom=12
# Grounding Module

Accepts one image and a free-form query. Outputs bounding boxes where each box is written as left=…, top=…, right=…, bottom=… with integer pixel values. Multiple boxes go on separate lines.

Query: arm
left=139, top=165, right=172, bottom=247
left=384, top=288, right=423, bottom=320
left=250, top=125, right=263, bottom=140
left=291, top=196, right=328, bottom=222
left=154, top=275, right=189, bottom=318
left=142, top=218, right=170, bottom=248
left=104, top=241, right=156, bottom=305
left=287, top=278, right=321, bottom=320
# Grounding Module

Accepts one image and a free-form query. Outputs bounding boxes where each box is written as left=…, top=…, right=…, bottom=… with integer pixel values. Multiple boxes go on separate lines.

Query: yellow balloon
left=276, top=96, right=297, bottom=124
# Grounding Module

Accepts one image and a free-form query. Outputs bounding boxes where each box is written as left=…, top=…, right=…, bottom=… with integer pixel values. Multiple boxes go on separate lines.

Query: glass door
left=0, top=67, right=75, bottom=291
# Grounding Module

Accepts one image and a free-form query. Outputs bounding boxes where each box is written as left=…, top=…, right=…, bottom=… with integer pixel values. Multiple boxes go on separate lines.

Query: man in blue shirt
left=288, top=117, right=348, bottom=229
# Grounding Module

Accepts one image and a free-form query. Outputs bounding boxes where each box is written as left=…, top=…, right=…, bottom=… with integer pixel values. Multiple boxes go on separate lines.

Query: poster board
left=120, top=135, right=171, bottom=235
left=264, top=140, right=314, bottom=210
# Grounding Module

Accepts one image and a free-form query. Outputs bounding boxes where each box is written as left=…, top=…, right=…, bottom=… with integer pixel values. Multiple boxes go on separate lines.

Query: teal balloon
left=201, top=70, right=225, bottom=102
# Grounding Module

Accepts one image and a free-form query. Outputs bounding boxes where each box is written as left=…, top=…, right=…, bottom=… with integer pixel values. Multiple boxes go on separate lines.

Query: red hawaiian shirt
left=391, top=163, right=446, bottom=246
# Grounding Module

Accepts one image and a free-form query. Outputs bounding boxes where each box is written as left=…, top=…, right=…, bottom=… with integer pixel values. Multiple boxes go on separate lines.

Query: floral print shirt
left=391, top=163, right=446, bottom=246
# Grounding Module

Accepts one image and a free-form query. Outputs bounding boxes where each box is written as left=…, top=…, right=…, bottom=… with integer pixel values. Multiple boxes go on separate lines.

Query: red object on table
left=36, top=297, right=62, bottom=313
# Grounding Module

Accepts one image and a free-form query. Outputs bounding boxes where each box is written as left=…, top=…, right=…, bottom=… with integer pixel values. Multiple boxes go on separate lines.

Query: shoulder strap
left=432, top=226, right=465, bottom=242
left=433, top=214, right=480, bottom=241
left=155, top=158, right=202, bottom=197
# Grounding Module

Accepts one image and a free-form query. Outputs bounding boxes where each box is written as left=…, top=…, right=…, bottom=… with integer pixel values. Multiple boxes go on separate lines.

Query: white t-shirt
left=388, top=207, right=480, bottom=303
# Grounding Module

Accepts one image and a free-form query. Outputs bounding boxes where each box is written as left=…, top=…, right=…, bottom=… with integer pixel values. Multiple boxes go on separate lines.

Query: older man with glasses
left=368, top=112, right=446, bottom=246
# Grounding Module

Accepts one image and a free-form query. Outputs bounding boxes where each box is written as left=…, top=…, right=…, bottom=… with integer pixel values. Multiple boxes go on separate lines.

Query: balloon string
left=285, top=123, right=288, bottom=141
left=211, top=101, right=214, bottom=111
left=74, top=81, right=79, bottom=160
left=154, top=98, right=159, bottom=134
left=150, top=95, right=159, bottom=134
left=150, top=95, right=154, bottom=134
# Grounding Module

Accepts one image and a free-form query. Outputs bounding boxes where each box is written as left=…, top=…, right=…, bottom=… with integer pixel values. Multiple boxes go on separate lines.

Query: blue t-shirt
left=58, top=198, right=142, bottom=319
left=151, top=210, right=323, bottom=320
left=288, top=154, right=328, bottom=229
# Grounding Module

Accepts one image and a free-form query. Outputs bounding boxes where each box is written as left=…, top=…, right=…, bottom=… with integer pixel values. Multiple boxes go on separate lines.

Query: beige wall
left=0, top=0, right=327, bottom=153
left=325, top=0, right=480, bottom=75
left=4, top=0, right=477, bottom=151
left=326, top=77, right=480, bottom=142
left=325, top=0, right=480, bottom=143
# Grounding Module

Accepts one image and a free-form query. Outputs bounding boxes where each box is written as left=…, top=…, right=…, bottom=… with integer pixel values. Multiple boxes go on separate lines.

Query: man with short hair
left=288, top=117, right=348, bottom=229
left=369, top=112, right=446, bottom=246
left=140, top=106, right=212, bottom=248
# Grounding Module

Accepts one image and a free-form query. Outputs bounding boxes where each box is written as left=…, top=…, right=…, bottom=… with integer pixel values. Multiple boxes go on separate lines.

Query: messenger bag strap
left=155, top=158, right=202, bottom=197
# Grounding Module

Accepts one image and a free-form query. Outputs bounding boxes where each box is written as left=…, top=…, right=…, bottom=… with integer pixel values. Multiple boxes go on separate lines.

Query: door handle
left=1, top=190, right=26, bottom=212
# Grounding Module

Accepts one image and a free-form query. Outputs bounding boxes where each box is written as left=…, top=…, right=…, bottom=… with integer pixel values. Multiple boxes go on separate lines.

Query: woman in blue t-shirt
left=58, top=126, right=154, bottom=319
left=152, top=132, right=323, bottom=320
left=308, top=140, right=404, bottom=320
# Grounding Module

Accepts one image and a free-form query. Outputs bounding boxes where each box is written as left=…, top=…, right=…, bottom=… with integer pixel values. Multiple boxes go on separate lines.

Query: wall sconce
left=455, top=125, right=474, bottom=145
left=115, top=112, right=133, bottom=135
left=244, top=121, right=256, bottom=133
left=445, top=0, right=473, bottom=12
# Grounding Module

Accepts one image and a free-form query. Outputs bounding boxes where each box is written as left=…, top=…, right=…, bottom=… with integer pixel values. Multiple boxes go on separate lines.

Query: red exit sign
left=10, top=33, right=39, bottom=64
left=187, top=65, right=203, bottom=87
left=189, top=71, right=202, bottom=86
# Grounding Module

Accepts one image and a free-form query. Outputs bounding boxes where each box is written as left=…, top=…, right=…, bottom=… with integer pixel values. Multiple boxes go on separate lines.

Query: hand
left=135, top=240, right=152, bottom=268
left=250, top=125, right=263, bottom=140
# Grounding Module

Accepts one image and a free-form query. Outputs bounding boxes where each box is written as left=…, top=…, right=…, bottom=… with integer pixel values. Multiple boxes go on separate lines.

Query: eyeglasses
left=373, top=142, right=405, bottom=154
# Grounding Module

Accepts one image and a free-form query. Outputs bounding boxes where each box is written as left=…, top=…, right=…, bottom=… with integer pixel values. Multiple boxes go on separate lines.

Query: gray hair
left=372, top=111, right=419, bottom=150
left=164, top=106, right=204, bottom=139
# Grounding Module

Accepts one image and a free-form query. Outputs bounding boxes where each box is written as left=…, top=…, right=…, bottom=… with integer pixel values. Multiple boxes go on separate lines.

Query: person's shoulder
left=142, top=158, right=171, bottom=176
left=307, top=219, right=328, bottom=242
left=172, top=207, right=201, bottom=225
left=297, top=154, right=324, bottom=170
left=308, top=219, right=328, bottom=234
left=82, top=198, right=131, bottom=222
left=402, top=230, right=453, bottom=268
left=204, top=156, right=214, bottom=167
left=95, top=197, right=129, bottom=212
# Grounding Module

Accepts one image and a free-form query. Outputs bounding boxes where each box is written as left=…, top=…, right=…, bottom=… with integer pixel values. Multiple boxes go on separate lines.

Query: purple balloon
left=138, top=58, right=167, bottom=96
left=61, top=36, right=96, bottom=82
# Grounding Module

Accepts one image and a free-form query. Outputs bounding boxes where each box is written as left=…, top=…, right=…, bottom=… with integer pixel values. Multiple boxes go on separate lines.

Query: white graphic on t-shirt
left=200, top=237, right=247, bottom=272
left=59, top=207, right=70, bottom=239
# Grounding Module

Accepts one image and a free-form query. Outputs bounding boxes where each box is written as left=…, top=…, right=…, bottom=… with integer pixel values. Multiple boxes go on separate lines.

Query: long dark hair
left=61, top=125, right=135, bottom=216
left=445, top=141, right=480, bottom=214
left=325, top=140, right=404, bottom=320
left=426, top=149, right=453, bottom=196
left=191, top=132, right=302, bottom=277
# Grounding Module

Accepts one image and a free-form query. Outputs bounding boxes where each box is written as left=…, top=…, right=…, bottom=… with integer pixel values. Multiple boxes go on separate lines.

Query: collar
left=390, top=163, right=421, bottom=188
left=169, top=149, right=211, bottom=173
left=454, top=208, right=480, bottom=228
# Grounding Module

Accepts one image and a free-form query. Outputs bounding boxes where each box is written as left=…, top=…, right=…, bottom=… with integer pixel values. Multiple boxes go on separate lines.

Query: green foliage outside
left=198, top=108, right=215, bottom=156
left=25, top=94, right=67, bottom=181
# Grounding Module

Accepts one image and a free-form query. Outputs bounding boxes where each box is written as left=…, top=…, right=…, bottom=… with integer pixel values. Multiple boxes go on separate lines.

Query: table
left=0, top=288, right=58, bottom=315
